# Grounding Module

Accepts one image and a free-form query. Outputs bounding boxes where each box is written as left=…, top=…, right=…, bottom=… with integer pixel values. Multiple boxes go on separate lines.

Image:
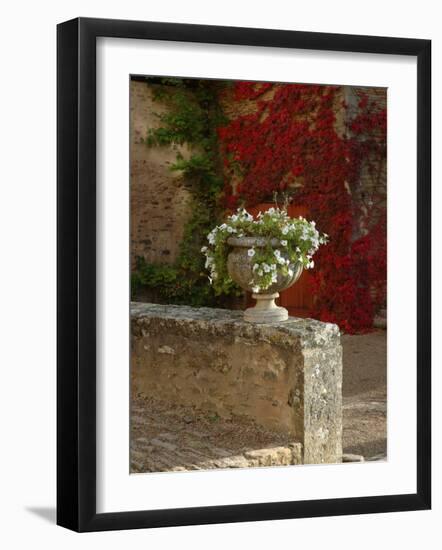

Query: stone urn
left=227, top=236, right=303, bottom=323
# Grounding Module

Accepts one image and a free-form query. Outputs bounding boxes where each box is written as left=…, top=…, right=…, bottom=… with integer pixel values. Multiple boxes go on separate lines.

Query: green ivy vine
left=131, top=77, right=240, bottom=306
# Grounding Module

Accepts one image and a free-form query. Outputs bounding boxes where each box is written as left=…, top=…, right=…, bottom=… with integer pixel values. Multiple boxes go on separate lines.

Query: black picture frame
left=57, top=17, right=431, bottom=532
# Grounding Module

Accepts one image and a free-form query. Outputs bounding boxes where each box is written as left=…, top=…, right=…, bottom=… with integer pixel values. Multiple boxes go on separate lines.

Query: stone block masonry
left=131, top=303, right=343, bottom=465
left=130, top=80, right=192, bottom=268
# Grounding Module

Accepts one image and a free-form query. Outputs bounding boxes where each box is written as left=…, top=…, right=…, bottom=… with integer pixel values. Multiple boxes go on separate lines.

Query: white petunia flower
left=281, top=226, right=289, bottom=235
left=263, top=264, right=271, bottom=273
left=253, top=263, right=259, bottom=271
left=281, top=240, right=287, bottom=246
left=247, top=248, right=256, bottom=257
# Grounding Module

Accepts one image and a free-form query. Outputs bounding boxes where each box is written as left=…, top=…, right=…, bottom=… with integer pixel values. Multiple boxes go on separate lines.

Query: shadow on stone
left=131, top=395, right=305, bottom=472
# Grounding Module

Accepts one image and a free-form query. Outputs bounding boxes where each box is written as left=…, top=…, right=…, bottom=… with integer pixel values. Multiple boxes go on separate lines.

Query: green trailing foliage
left=132, top=77, right=241, bottom=306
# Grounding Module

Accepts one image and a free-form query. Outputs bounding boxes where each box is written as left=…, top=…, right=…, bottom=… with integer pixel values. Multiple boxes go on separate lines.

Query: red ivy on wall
left=217, top=82, right=386, bottom=333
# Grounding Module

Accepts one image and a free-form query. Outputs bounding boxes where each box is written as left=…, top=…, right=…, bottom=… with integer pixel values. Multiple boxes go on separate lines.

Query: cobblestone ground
left=130, top=397, right=302, bottom=472
left=131, top=331, right=387, bottom=472
left=341, top=331, right=387, bottom=460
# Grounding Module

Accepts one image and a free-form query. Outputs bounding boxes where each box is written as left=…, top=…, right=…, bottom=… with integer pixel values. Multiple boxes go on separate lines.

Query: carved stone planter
left=227, top=236, right=303, bottom=323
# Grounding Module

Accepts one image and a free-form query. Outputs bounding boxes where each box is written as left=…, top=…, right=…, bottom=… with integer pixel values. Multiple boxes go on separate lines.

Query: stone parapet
left=131, top=302, right=343, bottom=464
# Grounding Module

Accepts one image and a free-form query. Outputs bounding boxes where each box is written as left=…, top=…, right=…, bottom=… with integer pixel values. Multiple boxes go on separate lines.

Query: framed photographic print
left=57, top=17, right=431, bottom=532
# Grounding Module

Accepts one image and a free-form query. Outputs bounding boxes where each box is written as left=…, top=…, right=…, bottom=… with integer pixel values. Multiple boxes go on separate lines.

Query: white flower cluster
left=250, top=260, right=278, bottom=292
left=200, top=245, right=217, bottom=281
left=201, top=206, right=328, bottom=293
left=229, top=207, right=253, bottom=223
left=249, top=248, right=295, bottom=292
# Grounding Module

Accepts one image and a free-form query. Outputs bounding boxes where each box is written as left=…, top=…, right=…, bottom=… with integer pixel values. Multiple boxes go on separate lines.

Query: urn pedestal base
left=244, top=292, right=288, bottom=324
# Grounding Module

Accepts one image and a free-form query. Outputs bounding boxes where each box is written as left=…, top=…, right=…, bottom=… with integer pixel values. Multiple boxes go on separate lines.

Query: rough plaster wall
left=345, top=86, right=387, bottom=313
left=345, top=86, right=387, bottom=239
left=130, top=80, right=192, bottom=267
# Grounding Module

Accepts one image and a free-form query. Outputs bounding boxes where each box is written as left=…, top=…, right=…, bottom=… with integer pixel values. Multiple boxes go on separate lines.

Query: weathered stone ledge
left=131, top=302, right=343, bottom=465
left=131, top=302, right=341, bottom=351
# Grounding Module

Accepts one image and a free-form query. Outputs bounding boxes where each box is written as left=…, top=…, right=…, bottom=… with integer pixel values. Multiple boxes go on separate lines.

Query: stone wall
left=130, top=81, right=386, bottom=265
left=130, top=80, right=193, bottom=267
left=130, top=80, right=386, bottom=318
left=344, top=86, right=387, bottom=240
left=131, top=302, right=343, bottom=464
